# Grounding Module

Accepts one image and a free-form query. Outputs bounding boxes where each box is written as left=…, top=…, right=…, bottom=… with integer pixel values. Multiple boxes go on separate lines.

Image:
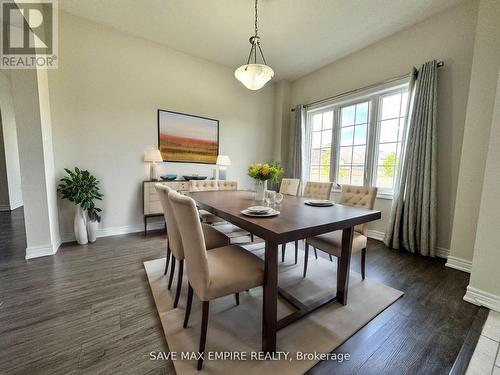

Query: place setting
left=241, top=191, right=283, bottom=217
left=304, top=199, right=334, bottom=207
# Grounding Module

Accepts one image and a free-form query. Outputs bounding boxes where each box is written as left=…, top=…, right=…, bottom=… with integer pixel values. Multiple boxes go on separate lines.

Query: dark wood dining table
left=188, top=190, right=381, bottom=353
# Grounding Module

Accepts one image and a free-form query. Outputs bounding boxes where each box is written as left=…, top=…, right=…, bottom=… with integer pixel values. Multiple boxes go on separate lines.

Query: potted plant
left=57, top=167, right=103, bottom=244
left=247, top=161, right=284, bottom=201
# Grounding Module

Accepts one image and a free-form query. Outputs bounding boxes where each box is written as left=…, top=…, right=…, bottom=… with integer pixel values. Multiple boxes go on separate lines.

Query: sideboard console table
left=142, top=180, right=190, bottom=233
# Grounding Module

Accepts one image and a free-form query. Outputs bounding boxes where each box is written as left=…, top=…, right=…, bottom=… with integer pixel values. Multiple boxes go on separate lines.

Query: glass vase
left=254, top=180, right=267, bottom=201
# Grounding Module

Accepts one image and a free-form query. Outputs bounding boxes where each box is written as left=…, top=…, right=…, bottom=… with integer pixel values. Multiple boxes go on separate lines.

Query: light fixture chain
left=254, top=0, right=258, bottom=36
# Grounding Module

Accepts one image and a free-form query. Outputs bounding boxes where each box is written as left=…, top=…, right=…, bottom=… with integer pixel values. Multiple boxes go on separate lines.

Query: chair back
left=189, top=180, right=219, bottom=192
left=155, top=184, right=184, bottom=260
left=168, top=190, right=210, bottom=298
left=217, top=181, right=238, bottom=191
left=279, top=178, right=300, bottom=196
left=339, top=185, right=378, bottom=235
left=303, top=181, right=333, bottom=200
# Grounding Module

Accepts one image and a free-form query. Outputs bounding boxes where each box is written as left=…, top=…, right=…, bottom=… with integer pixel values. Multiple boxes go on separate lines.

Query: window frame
left=305, top=78, right=410, bottom=198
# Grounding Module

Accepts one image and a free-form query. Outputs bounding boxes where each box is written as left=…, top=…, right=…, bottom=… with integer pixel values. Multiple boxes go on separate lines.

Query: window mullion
left=366, top=96, right=379, bottom=187
left=330, top=107, right=340, bottom=184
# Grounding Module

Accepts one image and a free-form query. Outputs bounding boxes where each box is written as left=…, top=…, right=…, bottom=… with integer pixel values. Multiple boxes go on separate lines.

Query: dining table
left=188, top=190, right=381, bottom=353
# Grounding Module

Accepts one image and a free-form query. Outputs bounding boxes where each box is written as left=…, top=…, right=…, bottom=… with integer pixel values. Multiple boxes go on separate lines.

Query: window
left=306, top=80, right=409, bottom=196
left=309, top=111, right=333, bottom=182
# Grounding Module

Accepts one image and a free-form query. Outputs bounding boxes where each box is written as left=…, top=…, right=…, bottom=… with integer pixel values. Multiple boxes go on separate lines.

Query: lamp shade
left=144, top=149, right=163, bottom=162
left=216, top=155, right=231, bottom=166
left=234, top=64, right=274, bottom=90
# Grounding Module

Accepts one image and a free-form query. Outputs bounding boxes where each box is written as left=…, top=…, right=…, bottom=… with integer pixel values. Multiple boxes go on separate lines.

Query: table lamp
left=144, top=148, right=163, bottom=181
left=216, top=155, right=231, bottom=180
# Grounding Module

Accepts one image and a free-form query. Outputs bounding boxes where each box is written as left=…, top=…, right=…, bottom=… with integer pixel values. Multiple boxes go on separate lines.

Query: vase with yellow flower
left=247, top=162, right=285, bottom=201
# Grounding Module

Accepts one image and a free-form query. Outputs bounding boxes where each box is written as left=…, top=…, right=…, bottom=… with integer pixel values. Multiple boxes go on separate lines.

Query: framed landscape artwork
left=157, top=109, right=219, bottom=164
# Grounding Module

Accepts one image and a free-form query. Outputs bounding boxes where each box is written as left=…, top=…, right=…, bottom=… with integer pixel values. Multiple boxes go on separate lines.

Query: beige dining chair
left=282, top=181, right=334, bottom=262
left=279, top=178, right=301, bottom=263
left=189, top=180, right=224, bottom=224
left=155, top=184, right=230, bottom=308
left=303, top=185, right=377, bottom=279
left=279, top=178, right=300, bottom=196
left=168, top=190, right=264, bottom=370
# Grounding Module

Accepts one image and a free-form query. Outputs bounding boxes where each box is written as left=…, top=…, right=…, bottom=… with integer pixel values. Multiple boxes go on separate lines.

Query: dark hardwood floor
left=0, top=209, right=478, bottom=375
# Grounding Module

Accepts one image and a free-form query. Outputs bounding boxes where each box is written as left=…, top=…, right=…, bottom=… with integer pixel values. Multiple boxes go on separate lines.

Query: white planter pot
left=74, top=205, right=88, bottom=245
left=87, top=220, right=97, bottom=243
left=254, top=180, right=267, bottom=202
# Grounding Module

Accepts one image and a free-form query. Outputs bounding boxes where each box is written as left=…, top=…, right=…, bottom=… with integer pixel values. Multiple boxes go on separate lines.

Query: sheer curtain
left=384, top=60, right=438, bottom=257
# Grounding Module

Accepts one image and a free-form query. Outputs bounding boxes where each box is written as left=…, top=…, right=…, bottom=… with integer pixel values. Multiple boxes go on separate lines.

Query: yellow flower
left=262, top=164, right=270, bottom=176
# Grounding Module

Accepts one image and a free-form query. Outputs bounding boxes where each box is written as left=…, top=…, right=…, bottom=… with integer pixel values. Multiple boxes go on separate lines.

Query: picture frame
left=157, top=109, right=219, bottom=164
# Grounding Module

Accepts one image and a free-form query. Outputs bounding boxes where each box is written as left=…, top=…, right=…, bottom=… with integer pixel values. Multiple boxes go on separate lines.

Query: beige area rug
left=144, top=224, right=403, bottom=374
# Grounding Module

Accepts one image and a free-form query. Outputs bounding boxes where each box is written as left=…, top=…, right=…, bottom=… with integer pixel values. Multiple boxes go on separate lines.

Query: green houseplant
left=247, top=161, right=285, bottom=201
left=57, top=167, right=103, bottom=244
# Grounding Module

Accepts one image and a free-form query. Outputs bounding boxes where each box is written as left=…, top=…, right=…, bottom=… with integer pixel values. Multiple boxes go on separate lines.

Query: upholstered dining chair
left=189, top=180, right=224, bottom=224
left=168, top=190, right=264, bottom=371
left=155, top=184, right=230, bottom=308
left=305, top=181, right=334, bottom=260
left=303, top=185, right=377, bottom=279
left=279, top=178, right=300, bottom=196
left=279, top=178, right=301, bottom=263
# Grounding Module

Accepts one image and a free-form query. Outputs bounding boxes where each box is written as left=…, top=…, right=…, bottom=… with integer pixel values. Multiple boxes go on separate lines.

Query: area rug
left=144, top=234, right=403, bottom=374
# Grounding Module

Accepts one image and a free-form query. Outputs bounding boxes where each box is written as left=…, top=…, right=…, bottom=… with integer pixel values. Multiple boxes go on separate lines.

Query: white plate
left=305, top=200, right=334, bottom=207
left=241, top=209, right=280, bottom=217
left=247, top=205, right=273, bottom=213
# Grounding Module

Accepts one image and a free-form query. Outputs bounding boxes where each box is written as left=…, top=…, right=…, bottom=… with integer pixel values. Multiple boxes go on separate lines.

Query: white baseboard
left=9, top=200, right=23, bottom=210
left=464, top=285, right=500, bottom=312
left=25, top=243, right=58, bottom=259
left=61, top=221, right=165, bottom=243
left=0, top=201, right=23, bottom=211
left=445, top=256, right=472, bottom=273
left=367, top=229, right=385, bottom=242
left=436, top=247, right=450, bottom=259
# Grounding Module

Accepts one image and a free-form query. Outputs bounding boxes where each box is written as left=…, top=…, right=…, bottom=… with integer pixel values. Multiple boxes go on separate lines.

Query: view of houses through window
left=306, top=81, right=409, bottom=195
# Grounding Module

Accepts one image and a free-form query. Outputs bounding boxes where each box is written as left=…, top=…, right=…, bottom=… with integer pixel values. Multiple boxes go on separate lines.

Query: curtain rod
left=291, top=60, right=444, bottom=111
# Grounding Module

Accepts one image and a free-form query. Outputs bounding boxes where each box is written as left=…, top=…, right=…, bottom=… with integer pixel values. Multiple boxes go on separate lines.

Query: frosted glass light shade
left=216, top=155, right=231, bottom=166
left=144, top=149, right=163, bottom=162
left=234, top=64, right=274, bottom=90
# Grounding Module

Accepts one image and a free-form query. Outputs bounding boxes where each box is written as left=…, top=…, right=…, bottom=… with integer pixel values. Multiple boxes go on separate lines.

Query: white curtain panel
left=384, top=60, right=438, bottom=257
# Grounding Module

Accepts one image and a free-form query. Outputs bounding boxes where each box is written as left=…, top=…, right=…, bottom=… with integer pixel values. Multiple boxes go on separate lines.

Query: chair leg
left=329, top=254, right=333, bottom=262
left=314, top=247, right=318, bottom=259
left=173, top=260, right=184, bottom=308
left=183, top=283, right=193, bottom=328
left=281, top=243, right=286, bottom=262
left=168, top=258, right=176, bottom=290
left=235, top=292, right=240, bottom=305
left=197, top=301, right=210, bottom=371
left=250, top=233, right=254, bottom=242
left=361, top=248, right=366, bottom=280
left=164, top=245, right=171, bottom=275
left=303, top=242, right=309, bottom=278
left=294, top=240, right=298, bottom=265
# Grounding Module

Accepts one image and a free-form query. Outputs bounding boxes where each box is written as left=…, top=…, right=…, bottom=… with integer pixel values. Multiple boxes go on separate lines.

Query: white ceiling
left=58, top=0, right=466, bottom=80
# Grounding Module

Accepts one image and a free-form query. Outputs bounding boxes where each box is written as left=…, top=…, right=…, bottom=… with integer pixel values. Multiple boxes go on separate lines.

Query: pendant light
left=234, top=0, right=274, bottom=90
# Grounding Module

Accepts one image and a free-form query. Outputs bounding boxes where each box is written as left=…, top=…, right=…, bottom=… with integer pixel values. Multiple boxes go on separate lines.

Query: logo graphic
left=1, top=0, right=58, bottom=68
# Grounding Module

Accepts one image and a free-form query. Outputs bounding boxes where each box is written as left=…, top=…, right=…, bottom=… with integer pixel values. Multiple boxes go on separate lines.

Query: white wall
left=448, top=0, right=500, bottom=270
left=0, top=72, right=23, bottom=210
left=464, top=68, right=500, bottom=312
left=9, top=68, right=60, bottom=257
left=0, top=118, right=9, bottom=208
left=48, top=13, right=275, bottom=239
left=284, top=0, right=478, bottom=249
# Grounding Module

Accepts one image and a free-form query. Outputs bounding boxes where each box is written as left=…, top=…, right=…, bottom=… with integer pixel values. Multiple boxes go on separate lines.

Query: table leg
left=337, top=227, right=354, bottom=305
left=262, top=240, right=278, bottom=353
